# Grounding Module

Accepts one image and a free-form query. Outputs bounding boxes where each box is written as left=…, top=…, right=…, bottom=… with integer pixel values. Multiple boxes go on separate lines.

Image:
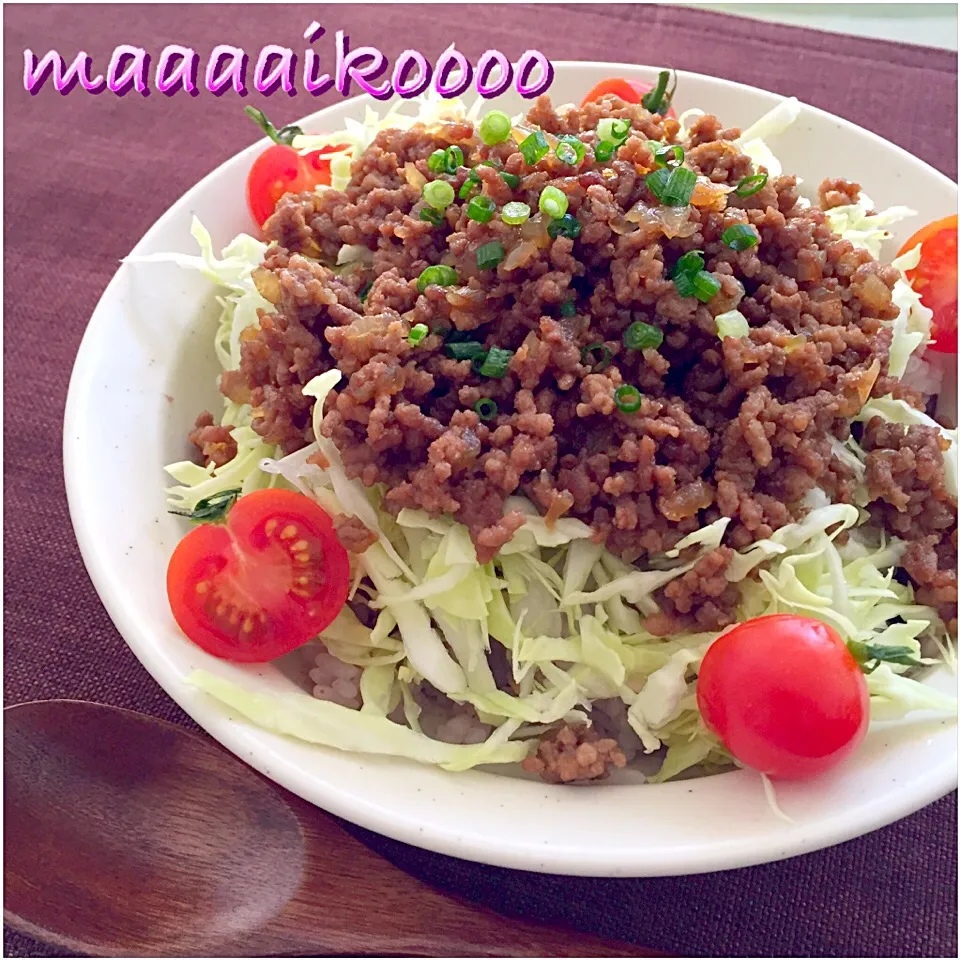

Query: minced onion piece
left=716, top=309, right=751, bottom=340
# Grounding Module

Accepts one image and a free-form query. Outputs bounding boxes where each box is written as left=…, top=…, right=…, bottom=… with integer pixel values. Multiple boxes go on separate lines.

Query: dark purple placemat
left=4, top=4, right=957, bottom=957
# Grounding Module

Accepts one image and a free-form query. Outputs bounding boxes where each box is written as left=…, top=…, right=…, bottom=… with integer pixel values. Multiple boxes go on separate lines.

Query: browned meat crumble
left=190, top=92, right=957, bottom=759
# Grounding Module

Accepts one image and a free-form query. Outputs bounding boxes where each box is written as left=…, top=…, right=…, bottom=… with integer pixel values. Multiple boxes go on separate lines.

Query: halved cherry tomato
left=696, top=614, right=869, bottom=780
left=581, top=75, right=678, bottom=119
left=167, top=489, right=350, bottom=662
left=244, top=106, right=346, bottom=228
left=896, top=214, right=958, bottom=354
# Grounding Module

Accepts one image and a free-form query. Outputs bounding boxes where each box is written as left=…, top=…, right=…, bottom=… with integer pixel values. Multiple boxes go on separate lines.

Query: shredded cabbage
left=824, top=192, right=918, bottom=260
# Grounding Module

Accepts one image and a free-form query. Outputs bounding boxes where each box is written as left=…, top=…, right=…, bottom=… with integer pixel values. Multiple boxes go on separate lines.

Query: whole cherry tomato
left=696, top=614, right=869, bottom=780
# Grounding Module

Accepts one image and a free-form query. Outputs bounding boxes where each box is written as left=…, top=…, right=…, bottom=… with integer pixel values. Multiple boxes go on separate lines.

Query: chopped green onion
left=715, top=310, right=750, bottom=340
left=692, top=271, right=721, bottom=303
left=458, top=169, right=481, bottom=200
left=359, top=281, right=372, bottom=302
left=419, top=207, right=444, bottom=226
left=547, top=214, right=582, bottom=239
left=646, top=166, right=696, bottom=206
left=466, top=195, right=496, bottom=223
left=722, top=223, right=760, bottom=251
left=597, top=117, right=631, bottom=145
left=423, top=179, right=454, bottom=209
left=501, top=201, right=531, bottom=225
left=476, top=241, right=505, bottom=270
left=539, top=185, right=569, bottom=219
left=479, top=346, right=514, bottom=378
left=471, top=353, right=488, bottom=373
left=594, top=141, right=616, bottom=162
left=500, top=171, right=521, bottom=189
left=672, top=250, right=704, bottom=279
left=446, top=341, right=487, bottom=361
left=444, top=145, right=464, bottom=173
left=519, top=131, right=549, bottom=166
left=560, top=300, right=577, bottom=317
left=614, top=384, right=642, bottom=414
left=408, top=323, right=429, bottom=345
left=735, top=172, right=768, bottom=197
left=623, top=321, right=663, bottom=351
left=641, top=69, right=677, bottom=115
left=417, top=264, right=459, bottom=293
left=650, top=143, right=684, bottom=168
left=581, top=342, right=611, bottom=371
left=478, top=110, right=512, bottom=145
left=427, top=149, right=447, bottom=173
left=474, top=397, right=499, bottom=421
left=555, top=134, right=587, bottom=166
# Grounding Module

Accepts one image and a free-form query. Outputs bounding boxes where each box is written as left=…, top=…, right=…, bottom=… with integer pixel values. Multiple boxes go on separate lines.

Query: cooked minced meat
left=522, top=722, right=627, bottom=783
left=192, top=93, right=957, bottom=634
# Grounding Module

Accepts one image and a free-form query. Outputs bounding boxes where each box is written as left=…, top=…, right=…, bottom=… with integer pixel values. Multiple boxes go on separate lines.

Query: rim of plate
left=63, top=62, right=958, bottom=877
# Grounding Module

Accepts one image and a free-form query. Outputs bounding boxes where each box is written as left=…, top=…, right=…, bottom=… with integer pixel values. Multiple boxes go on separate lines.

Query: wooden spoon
left=4, top=700, right=656, bottom=958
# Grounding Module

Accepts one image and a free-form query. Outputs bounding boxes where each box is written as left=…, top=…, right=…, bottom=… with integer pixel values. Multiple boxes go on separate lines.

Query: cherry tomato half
left=696, top=615, right=869, bottom=780
left=581, top=76, right=678, bottom=119
left=896, top=214, right=958, bottom=354
left=246, top=143, right=341, bottom=228
left=243, top=106, right=346, bottom=228
left=167, top=489, right=350, bottom=662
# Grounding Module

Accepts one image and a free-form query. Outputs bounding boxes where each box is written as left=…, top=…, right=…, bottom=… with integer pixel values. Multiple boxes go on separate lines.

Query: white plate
left=64, top=62, right=958, bottom=877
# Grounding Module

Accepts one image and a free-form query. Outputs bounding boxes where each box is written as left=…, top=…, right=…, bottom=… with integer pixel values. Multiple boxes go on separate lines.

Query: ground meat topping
left=194, top=93, right=958, bottom=631
left=188, top=411, right=237, bottom=468
left=522, top=722, right=628, bottom=783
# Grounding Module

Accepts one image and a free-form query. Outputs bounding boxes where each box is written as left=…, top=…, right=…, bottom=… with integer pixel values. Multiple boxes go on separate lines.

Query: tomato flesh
left=167, top=489, right=350, bottom=662
left=896, top=214, right=958, bottom=354
left=246, top=143, right=341, bottom=229
left=696, top=615, right=869, bottom=779
left=581, top=77, right=677, bottom=118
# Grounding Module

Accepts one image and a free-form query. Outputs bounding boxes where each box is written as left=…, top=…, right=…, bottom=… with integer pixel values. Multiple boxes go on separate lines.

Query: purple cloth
left=4, top=4, right=957, bottom=956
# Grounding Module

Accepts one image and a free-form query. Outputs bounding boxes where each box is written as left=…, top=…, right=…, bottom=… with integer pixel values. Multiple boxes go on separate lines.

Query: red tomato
left=696, top=615, right=869, bottom=780
left=167, top=489, right=350, bottom=663
left=896, top=214, right=958, bottom=354
left=246, top=143, right=340, bottom=228
left=581, top=76, right=678, bottom=119
left=243, top=106, right=346, bottom=228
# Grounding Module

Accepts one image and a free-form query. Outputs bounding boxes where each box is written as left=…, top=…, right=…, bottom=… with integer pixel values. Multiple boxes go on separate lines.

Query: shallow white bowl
left=64, top=62, right=958, bottom=877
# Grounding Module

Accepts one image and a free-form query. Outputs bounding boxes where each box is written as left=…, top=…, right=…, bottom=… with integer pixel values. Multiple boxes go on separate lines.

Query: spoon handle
left=245, top=791, right=659, bottom=958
